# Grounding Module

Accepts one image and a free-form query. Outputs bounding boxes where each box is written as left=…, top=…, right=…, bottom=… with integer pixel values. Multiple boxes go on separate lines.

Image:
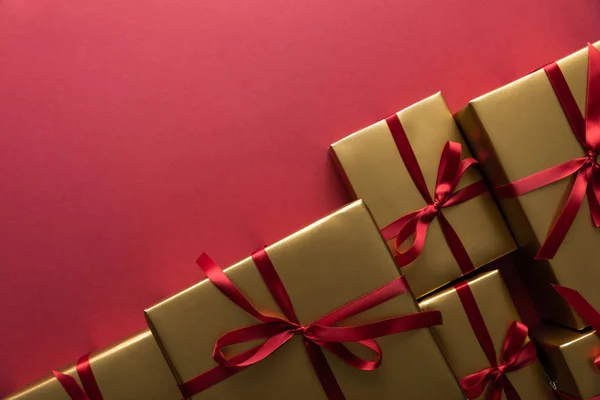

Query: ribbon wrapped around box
left=5, top=330, right=182, bottom=400
left=144, top=201, right=465, bottom=399
left=419, top=270, right=552, bottom=399
left=535, top=285, right=600, bottom=400
left=456, top=42, right=600, bottom=330
left=329, top=93, right=516, bottom=298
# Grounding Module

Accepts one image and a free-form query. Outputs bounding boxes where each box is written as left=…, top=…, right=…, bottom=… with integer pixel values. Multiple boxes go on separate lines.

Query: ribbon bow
left=180, top=250, right=443, bottom=399
left=497, top=43, right=600, bottom=260
left=53, top=354, right=103, bottom=400
left=455, top=282, right=537, bottom=400
left=382, top=113, right=488, bottom=272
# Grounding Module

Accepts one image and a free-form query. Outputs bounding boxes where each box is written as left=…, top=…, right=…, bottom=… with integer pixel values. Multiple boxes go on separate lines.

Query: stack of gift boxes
left=6, top=42, right=600, bottom=400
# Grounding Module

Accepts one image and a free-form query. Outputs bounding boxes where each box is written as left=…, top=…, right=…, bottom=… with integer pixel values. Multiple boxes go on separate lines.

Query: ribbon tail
left=322, top=340, right=382, bottom=371
left=53, top=371, right=89, bottom=400
left=304, top=341, right=346, bottom=400
left=536, top=166, right=591, bottom=259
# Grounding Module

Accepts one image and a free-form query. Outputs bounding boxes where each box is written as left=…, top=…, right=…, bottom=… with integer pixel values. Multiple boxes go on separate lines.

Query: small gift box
left=535, top=285, right=600, bottom=400
left=329, top=93, right=515, bottom=298
left=5, top=330, right=182, bottom=400
left=419, top=270, right=553, bottom=399
left=456, top=42, right=600, bottom=329
left=145, top=201, right=465, bottom=399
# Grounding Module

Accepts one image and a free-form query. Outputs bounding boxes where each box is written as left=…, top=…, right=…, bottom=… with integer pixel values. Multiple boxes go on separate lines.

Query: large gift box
left=5, top=330, right=182, bottom=400
left=144, top=200, right=465, bottom=399
left=456, top=42, right=600, bottom=329
left=535, top=285, right=600, bottom=400
left=419, top=270, right=553, bottom=399
left=329, top=93, right=515, bottom=298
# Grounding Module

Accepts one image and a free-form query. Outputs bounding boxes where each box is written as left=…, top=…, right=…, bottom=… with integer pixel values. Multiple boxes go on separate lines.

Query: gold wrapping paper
left=329, top=93, right=516, bottom=298
left=145, top=201, right=464, bottom=400
left=5, top=330, right=181, bottom=400
left=419, top=270, right=553, bottom=400
left=535, top=323, right=600, bottom=399
left=456, top=42, right=600, bottom=330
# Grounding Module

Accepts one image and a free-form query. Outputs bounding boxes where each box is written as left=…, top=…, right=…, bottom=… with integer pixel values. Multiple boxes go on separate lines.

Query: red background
left=1, top=0, right=599, bottom=395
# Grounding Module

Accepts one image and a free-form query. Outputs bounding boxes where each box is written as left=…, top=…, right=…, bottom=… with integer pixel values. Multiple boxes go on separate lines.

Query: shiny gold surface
left=145, top=201, right=464, bottom=399
left=330, top=93, right=516, bottom=298
left=6, top=330, right=181, bottom=400
left=420, top=270, right=553, bottom=399
left=456, top=42, right=600, bottom=330
left=536, top=323, right=600, bottom=399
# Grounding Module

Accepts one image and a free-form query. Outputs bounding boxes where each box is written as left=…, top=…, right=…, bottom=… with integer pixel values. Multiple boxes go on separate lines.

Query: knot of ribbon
left=496, top=43, right=600, bottom=260
left=180, top=250, right=443, bottom=400
left=553, top=285, right=600, bottom=371
left=53, top=354, right=103, bottom=400
left=455, top=282, right=537, bottom=400
left=382, top=113, right=488, bottom=272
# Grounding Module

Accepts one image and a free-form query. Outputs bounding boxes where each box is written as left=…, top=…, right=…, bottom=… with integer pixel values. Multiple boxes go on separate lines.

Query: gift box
left=456, top=42, right=600, bottom=330
left=144, top=200, right=465, bottom=399
left=535, top=324, right=600, bottom=400
left=535, top=284, right=600, bottom=400
left=329, top=93, right=516, bottom=298
left=6, top=330, right=182, bottom=400
left=419, top=270, right=553, bottom=399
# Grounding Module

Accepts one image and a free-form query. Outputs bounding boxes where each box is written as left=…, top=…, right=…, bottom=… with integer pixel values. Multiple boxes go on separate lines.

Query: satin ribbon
left=53, top=353, right=103, bottom=400
left=496, top=43, right=600, bottom=260
left=553, top=284, right=600, bottom=370
left=455, top=281, right=537, bottom=400
left=381, top=114, right=488, bottom=272
left=180, top=250, right=443, bottom=399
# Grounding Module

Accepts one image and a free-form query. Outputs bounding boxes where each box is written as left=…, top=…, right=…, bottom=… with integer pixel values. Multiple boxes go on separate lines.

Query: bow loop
left=186, top=251, right=443, bottom=399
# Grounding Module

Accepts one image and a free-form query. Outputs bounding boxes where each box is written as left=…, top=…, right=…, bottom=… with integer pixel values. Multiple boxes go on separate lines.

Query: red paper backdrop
left=1, top=0, right=599, bottom=395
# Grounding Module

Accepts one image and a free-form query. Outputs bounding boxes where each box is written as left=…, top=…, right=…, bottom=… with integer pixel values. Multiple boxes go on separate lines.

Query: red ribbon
left=553, top=284, right=600, bottom=370
left=381, top=114, right=488, bottom=272
left=180, top=250, right=443, bottom=399
left=53, top=353, right=104, bottom=400
left=496, top=43, right=600, bottom=260
left=455, top=281, right=537, bottom=400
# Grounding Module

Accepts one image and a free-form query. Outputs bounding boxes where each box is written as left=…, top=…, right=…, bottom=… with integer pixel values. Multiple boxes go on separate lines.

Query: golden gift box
left=329, top=93, right=515, bottom=298
left=6, top=330, right=182, bottom=400
left=420, top=270, right=553, bottom=399
left=536, top=323, right=600, bottom=400
left=456, top=42, right=600, bottom=329
left=145, top=200, right=464, bottom=399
